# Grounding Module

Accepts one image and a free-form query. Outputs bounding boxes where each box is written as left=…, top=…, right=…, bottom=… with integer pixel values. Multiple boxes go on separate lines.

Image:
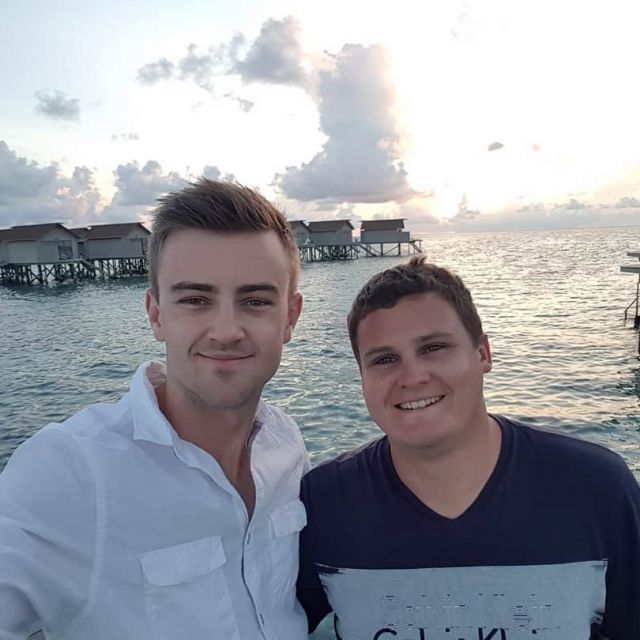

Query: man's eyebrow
left=170, top=281, right=216, bottom=293
left=237, top=283, right=280, bottom=294
left=415, top=331, right=455, bottom=342
left=169, top=282, right=280, bottom=294
left=362, top=345, right=394, bottom=360
left=361, top=332, right=455, bottom=360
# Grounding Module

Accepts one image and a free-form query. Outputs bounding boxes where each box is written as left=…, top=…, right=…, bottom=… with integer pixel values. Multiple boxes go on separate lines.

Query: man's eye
left=244, top=298, right=272, bottom=307
left=372, top=355, right=396, bottom=366
left=423, top=343, right=446, bottom=353
left=178, top=297, right=208, bottom=305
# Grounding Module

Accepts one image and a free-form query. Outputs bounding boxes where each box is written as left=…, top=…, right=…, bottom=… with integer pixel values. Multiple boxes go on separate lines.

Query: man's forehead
left=157, top=228, right=292, bottom=288
left=358, top=293, right=461, bottom=340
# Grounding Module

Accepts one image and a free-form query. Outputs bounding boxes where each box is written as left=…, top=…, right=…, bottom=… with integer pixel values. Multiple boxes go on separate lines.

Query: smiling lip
left=197, top=353, right=252, bottom=362
left=395, top=395, right=445, bottom=410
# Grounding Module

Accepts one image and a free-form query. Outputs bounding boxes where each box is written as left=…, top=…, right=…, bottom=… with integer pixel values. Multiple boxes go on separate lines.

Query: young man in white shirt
left=0, top=179, right=309, bottom=640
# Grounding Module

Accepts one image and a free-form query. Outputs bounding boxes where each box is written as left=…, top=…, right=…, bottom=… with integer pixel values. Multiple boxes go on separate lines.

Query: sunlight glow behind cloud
left=1, top=0, right=639, bottom=229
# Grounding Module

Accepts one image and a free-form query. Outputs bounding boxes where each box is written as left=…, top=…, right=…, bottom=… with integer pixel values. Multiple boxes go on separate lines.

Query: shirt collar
left=130, top=360, right=271, bottom=446
left=130, top=360, right=175, bottom=445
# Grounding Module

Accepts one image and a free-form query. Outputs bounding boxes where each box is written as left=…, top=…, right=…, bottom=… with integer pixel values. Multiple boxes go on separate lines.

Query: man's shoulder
left=11, top=395, right=134, bottom=469
left=504, top=415, right=621, bottom=458
left=303, top=436, right=386, bottom=490
left=500, top=415, right=636, bottom=487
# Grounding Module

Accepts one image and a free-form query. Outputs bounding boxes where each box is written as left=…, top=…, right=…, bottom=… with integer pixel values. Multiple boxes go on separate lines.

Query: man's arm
left=0, top=427, right=97, bottom=639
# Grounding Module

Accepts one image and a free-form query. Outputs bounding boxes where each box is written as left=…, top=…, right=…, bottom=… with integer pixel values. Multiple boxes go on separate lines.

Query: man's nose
left=399, top=358, right=430, bottom=388
left=207, top=306, right=245, bottom=343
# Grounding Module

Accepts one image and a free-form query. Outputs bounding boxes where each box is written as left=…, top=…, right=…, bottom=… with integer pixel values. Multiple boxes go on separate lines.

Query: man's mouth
left=197, top=353, right=252, bottom=361
left=396, top=395, right=444, bottom=410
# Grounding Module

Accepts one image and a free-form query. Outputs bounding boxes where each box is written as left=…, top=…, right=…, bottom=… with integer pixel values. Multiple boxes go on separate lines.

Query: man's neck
left=389, top=414, right=502, bottom=520
left=155, top=381, right=258, bottom=515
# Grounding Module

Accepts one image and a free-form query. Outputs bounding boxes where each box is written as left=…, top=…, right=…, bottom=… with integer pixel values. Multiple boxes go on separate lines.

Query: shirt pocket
left=139, top=535, right=239, bottom=640
left=268, top=499, right=307, bottom=595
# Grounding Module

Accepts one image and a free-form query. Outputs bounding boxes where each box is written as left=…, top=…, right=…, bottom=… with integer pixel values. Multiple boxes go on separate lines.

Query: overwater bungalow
left=360, top=218, right=410, bottom=243
left=70, top=223, right=150, bottom=259
left=0, top=223, right=79, bottom=265
left=288, top=220, right=311, bottom=246
left=307, top=220, right=355, bottom=245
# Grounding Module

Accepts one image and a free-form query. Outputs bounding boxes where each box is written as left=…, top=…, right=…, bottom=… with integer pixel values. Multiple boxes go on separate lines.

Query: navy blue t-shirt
left=297, top=416, right=640, bottom=639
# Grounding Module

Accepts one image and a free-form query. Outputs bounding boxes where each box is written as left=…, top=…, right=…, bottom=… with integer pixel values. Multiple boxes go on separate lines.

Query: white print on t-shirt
left=318, top=560, right=607, bottom=640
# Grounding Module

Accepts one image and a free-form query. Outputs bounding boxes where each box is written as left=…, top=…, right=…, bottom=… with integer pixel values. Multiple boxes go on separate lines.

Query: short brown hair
left=147, top=178, right=299, bottom=298
left=347, top=256, right=483, bottom=362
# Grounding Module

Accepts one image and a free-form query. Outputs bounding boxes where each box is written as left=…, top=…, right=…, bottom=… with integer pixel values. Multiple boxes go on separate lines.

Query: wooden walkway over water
left=299, top=239, right=423, bottom=262
left=0, top=239, right=424, bottom=286
left=0, top=257, right=147, bottom=286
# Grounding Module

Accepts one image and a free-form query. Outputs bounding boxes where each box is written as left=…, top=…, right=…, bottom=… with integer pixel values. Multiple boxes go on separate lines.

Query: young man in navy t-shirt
left=297, top=256, right=640, bottom=640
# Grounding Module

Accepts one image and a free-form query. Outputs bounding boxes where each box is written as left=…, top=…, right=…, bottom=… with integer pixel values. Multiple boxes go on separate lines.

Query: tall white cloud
left=278, top=44, right=414, bottom=204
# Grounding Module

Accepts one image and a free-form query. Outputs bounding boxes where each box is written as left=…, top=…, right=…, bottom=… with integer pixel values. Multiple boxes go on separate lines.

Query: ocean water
left=1, top=226, right=640, bottom=638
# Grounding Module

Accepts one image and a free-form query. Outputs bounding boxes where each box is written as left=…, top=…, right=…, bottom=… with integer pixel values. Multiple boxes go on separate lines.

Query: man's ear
left=478, top=333, right=492, bottom=373
left=283, top=292, right=303, bottom=344
left=146, top=289, right=165, bottom=342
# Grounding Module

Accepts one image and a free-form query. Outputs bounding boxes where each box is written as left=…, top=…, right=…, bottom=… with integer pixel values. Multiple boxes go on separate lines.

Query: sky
left=2, top=0, right=640, bottom=232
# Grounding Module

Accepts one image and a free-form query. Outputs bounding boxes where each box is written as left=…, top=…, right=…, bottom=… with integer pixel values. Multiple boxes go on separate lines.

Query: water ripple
left=1, top=227, right=640, bottom=474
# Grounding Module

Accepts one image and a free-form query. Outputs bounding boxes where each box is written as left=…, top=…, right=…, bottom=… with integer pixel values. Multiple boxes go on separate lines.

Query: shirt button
left=259, top=613, right=265, bottom=625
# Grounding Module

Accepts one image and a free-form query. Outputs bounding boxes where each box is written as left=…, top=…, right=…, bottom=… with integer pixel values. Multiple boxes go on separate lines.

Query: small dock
left=299, top=239, right=423, bottom=263
left=0, top=257, right=147, bottom=286
left=621, top=251, right=640, bottom=354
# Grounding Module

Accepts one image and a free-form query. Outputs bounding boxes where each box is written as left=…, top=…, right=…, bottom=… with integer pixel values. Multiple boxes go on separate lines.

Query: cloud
left=488, top=141, right=504, bottom=151
left=516, top=202, right=547, bottom=213
left=278, top=44, right=414, bottom=204
left=136, top=58, right=174, bottom=85
left=34, top=90, right=80, bottom=121
left=443, top=203, right=640, bottom=232
left=135, top=17, right=309, bottom=99
left=233, top=16, right=308, bottom=88
left=453, top=194, right=481, bottom=220
left=0, top=141, right=102, bottom=227
left=224, top=94, right=254, bottom=112
left=616, top=196, right=640, bottom=208
left=564, top=198, right=586, bottom=210
left=111, top=160, right=187, bottom=207
left=398, top=197, right=441, bottom=224
left=201, top=165, right=236, bottom=182
left=136, top=34, right=245, bottom=95
left=202, top=165, right=221, bottom=181
left=178, top=44, right=217, bottom=92
left=110, top=132, right=140, bottom=142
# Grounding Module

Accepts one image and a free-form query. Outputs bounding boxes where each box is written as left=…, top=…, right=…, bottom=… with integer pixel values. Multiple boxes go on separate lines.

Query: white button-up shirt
left=0, top=361, right=310, bottom=640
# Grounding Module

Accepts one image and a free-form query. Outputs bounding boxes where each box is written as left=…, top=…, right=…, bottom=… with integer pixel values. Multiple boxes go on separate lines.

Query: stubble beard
left=178, top=371, right=263, bottom=414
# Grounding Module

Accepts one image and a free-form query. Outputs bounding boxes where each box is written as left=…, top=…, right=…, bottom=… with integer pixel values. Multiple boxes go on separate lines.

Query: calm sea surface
left=2, top=226, right=640, bottom=473
left=1, top=226, right=640, bottom=638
